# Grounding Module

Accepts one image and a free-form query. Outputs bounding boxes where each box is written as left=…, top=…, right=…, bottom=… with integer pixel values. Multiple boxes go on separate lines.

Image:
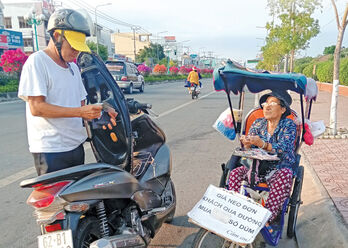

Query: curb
left=0, top=92, right=19, bottom=103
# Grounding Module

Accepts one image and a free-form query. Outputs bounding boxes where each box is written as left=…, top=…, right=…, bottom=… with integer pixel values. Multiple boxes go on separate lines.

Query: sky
left=3, top=0, right=348, bottom=62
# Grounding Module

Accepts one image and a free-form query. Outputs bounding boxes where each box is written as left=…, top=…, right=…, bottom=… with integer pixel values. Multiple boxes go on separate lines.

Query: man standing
left=18, top=9, right=109, bottom=175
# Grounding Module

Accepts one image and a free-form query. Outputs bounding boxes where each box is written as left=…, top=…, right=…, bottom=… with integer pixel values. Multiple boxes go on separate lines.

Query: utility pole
left=131, top=26, right=140, bottom=62
left=132, top=27, right=136, bottom=61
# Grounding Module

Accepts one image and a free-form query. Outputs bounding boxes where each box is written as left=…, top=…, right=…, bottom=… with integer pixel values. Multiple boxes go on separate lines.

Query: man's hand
left=80, top=104, right=103, bottom=120
left=102, top=108, right=118, bottom=130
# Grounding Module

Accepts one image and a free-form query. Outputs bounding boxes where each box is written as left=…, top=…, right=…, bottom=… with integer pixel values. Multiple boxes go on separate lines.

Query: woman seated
left=228, top=90, right=297, bottom=224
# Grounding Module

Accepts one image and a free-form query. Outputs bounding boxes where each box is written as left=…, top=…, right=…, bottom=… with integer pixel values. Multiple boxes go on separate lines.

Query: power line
left=58, top=0, right=146, bottom=33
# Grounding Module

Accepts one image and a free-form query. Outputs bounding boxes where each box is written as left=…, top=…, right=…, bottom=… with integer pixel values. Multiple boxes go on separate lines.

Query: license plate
left=38, top=229, right=73, bottom=248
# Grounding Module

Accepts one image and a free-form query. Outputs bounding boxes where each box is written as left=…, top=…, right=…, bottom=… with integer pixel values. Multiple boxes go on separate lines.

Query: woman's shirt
left=249, top=118, right=297, bottom=171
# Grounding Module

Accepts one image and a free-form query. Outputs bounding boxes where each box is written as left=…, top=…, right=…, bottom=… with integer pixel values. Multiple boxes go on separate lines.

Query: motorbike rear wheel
left=74, top=217, right=101, bottom=248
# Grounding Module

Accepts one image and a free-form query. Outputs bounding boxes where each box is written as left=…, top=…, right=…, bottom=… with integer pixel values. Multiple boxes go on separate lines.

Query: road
left=1, top=78, right=299, bottom=247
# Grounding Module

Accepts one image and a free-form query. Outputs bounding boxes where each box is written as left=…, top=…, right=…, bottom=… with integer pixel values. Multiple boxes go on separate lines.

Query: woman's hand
left=240, top=135, right=264, bottom=148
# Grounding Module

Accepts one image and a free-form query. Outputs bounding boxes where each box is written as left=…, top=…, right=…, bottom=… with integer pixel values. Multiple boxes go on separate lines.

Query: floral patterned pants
left=228, top=166, right=293, bottom=223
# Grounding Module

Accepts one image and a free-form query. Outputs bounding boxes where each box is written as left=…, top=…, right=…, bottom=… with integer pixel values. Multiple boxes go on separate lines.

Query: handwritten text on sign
left=187, top=185, right=271, bottom=244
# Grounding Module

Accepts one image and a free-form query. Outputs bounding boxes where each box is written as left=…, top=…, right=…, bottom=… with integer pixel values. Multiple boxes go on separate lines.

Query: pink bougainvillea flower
left=0, top=49, right=28, bottom=75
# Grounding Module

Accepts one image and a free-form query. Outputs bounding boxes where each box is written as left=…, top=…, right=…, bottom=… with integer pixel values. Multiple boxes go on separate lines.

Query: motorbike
left=20, top=52, right=176, bottom=248
left=191, top=83, right=200, bottom=99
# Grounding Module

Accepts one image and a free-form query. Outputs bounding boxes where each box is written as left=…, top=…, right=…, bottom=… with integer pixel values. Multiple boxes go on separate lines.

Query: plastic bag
left=309, top=120, right=326, bottom=138
left=294, top=118, right=326, bottom=145
left=213, top=108, right=241, bottom=140
left=184, top=80, right=191, bottom=87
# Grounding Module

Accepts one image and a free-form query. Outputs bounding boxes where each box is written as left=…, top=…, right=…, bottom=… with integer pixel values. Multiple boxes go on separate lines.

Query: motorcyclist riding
left=187, top=66, right=200, bottom=94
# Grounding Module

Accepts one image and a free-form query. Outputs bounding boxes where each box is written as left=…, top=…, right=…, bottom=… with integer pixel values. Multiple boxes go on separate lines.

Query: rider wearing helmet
left=18, top=9, right=116, bottom=175
left=187, top=66, right=200, bottom=94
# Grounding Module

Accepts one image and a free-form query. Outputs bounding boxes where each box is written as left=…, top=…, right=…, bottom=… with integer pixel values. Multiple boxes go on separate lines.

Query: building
left=0, top=1, right=4, bottom=29
left=87, top=26, right=115, bottom=58
left=3, top=0, right=54, bottom=53
left=112, top=31, right=151, bottom=62
left=76, top=9, right=114, bottom=58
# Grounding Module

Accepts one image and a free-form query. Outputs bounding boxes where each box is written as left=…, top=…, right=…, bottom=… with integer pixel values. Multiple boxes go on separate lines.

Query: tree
left=323, top=45, right=336, bottom=55
left=137, top=43, right=165, bottom=65
left=257, top=37, right=288, bottom=71
left=86, top=41, right=108, bottom=61
left=329, top=1, right=348, bottom=135
left=263, top=0, right=321, bottom=72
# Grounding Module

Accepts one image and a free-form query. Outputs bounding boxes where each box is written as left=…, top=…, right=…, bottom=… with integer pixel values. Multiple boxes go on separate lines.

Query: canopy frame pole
left=300, top=93, right=306, bottom=143
left=221, top=72, right=238, bottom=135
left=307, top=99, right=313, bottom=119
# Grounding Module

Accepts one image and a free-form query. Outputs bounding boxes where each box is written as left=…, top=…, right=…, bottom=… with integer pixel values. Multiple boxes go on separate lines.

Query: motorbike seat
left=20, top=163, right=122, bottom=188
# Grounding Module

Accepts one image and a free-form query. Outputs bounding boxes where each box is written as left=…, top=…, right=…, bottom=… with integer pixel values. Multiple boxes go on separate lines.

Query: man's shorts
left=32, top=143, right=85, bottom=175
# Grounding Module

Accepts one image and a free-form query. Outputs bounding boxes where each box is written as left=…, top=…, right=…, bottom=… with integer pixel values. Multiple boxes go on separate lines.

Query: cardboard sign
left=187, top=185, right=271, bottom=244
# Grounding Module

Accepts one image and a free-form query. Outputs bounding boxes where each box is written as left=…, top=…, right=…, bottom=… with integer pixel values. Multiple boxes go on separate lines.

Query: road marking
left=0, top=167, right=35, bottom=188
left=155, top=90, right=216, bottom=119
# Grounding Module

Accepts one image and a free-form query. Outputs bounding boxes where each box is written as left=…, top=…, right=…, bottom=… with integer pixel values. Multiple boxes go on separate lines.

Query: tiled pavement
left=301, top=139, right=348, bottom=223
left=291, top=90, right=348, bottom=225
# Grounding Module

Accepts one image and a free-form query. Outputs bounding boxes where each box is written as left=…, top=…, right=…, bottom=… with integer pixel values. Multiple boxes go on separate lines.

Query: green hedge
left=0, top=79, right=18, bottom=93
left=316, top=61, right=333, bottom=83
left=302, top=63, right=316, bottom=79
left=144, top=73, right=212, bottom=83
left=0, top=72, right=17, bottom=86
left=339, top=58, right=348, bottom=86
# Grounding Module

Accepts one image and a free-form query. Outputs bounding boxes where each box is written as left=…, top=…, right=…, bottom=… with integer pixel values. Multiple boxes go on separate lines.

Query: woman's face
left=262, top=96, right=286, bottom=120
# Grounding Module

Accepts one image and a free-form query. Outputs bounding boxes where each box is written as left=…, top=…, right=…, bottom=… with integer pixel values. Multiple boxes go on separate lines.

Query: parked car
left=105, top=61, right=145, bottom=94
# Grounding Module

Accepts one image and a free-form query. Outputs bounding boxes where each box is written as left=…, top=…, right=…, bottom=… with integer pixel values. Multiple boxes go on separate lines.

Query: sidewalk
left=291, top=90, right=348, bottom=226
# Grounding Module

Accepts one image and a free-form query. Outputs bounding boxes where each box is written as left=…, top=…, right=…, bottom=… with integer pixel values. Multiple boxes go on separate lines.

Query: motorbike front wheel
left=74, top=217, right=101, bottom=248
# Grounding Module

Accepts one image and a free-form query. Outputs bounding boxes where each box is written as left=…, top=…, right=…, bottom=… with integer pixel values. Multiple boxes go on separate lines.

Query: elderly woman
left=228, top=90, right=297, bottom=223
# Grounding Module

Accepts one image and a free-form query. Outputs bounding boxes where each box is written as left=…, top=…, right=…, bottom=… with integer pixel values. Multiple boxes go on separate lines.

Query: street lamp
left=176, top=40, right=189, bottom=66
left=25, top=7, right=45, bottom=52
left=156, top=31, right=167, bottom=63
left=163, top=46, right=171, bottom=74
left=95, top=3, right=111, bottom=56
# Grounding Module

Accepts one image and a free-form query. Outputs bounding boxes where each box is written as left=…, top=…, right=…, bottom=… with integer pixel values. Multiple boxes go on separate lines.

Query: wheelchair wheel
left=287, top=165, right=304, bottom=238
left=219, top=156, right=241, bottom=189
left=192, top=228, right=228, bottom=248
left=192, top=228, right=256, bottom=248
left=219, top=163, right=229, bottom=188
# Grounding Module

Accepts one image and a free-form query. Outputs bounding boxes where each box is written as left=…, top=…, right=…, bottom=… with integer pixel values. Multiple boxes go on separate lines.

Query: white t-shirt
left=18, top=50, right=88, bottom=153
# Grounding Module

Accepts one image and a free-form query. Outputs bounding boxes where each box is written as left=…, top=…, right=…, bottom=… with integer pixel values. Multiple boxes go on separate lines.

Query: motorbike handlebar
left=127, top=99, right=152, bottom=114
left=135, top=102, right=152, bottom=110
